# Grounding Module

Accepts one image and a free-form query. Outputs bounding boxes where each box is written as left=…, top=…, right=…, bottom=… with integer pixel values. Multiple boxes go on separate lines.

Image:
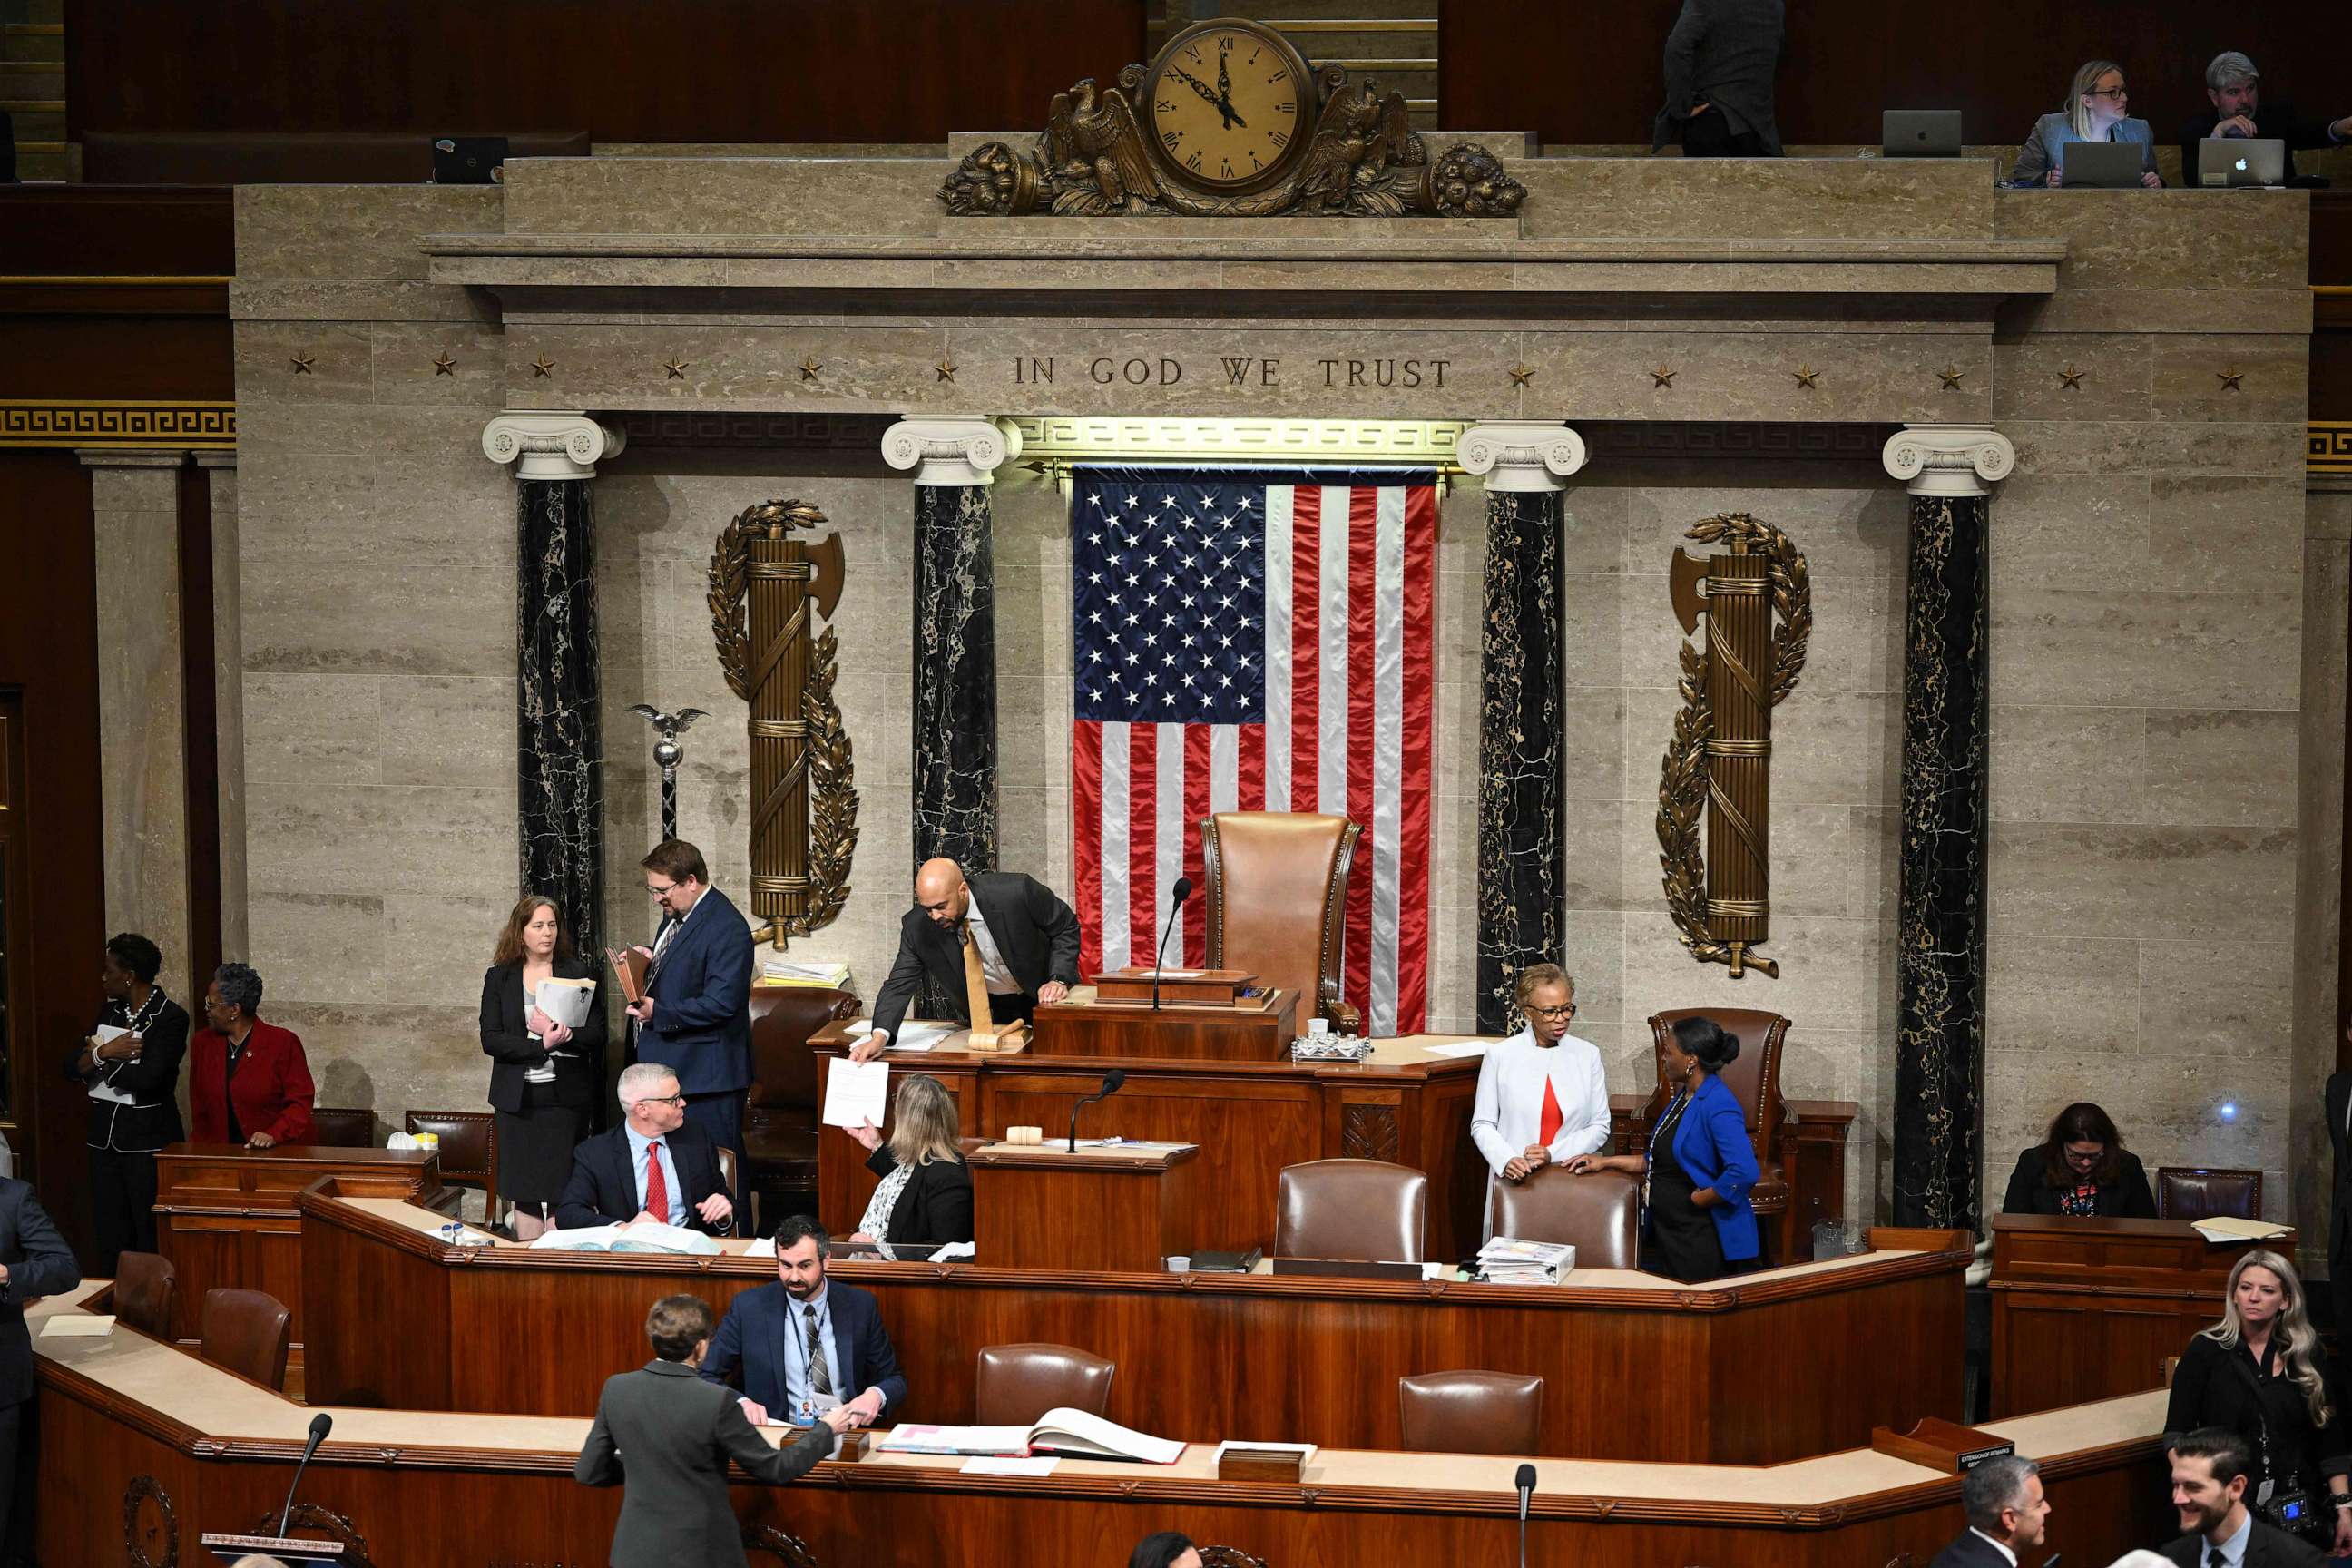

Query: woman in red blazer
left=188, top=963, right=316, bottom=1148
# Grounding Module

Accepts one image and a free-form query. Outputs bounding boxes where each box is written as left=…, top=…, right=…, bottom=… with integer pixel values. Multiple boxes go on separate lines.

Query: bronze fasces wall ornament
left=708, top=498, right=859, bottom=946
left=1657, top=513, right=1812, bottom=977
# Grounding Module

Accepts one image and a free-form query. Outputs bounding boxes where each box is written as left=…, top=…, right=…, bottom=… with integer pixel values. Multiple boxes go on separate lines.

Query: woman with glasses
left=2000, top=1102, right=2157, bottom=1218
left=1468, top=964, right=1611, bottom=1238
left=2012, top=59, right=2162, bottom=188
left=1569, top=1017, right=1760, bottom=1282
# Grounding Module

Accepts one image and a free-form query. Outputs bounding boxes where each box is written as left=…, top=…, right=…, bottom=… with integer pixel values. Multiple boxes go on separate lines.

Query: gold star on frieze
left=1936, top=365, right=1965, bottom=389
left=1649, top=365, right=1677, bottom=388
left=1507, top=364, right=1535, bottom=388
left=2056, top=363, right=2085, bottom=390
left=530, top=355, right=556, bottom=379
left=1791, top=364, right=1819, bottom=389
left=289, top=353, right=314, bottom=375
left=662, top=358, right=689, bottom=380
left=799, top=358, right=823, bottom=382
left=431, top=350, right=456, bottom=376
left=935, top=358, right=959, bottom=383
left=2217, top=368, right=2244, bottom=392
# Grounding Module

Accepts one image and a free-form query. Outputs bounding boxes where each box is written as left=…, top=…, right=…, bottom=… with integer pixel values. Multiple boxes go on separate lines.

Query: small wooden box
left=1217, top=1445, right=1308, bottom=1482
left=1870, top=1416, right=2014, bottom=1473
left=830, top=1431, right=872, bottom=1463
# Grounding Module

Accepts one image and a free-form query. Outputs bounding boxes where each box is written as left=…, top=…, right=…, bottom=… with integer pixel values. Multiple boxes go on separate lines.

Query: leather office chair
left=744, top=987, right=860, bottom=1234
left=407, top=1108, right=497, bottom=1223
left=1641, top=1009, right=1792, bottom=1259
left=717, top=1146, right=740, bottom=1205
left=975, top=1343, right=1116, bottom=1426
left=200, top=1287, right=292, bottom=1391
left=1397, top=1370, right=1545, bottom=1455
left=1195, top=1551, right=1266, bottom=1568
left=1200, top=811, right=1363, bottom=1031
left=113, top=1250, right=175, bottom=1338
left=309, top=1106, right=377, bottom=1148
left=2155, top=1167, right=2263, bottom=1221
left=1275, top=1158, right=1426, bottom=1262
left=1486, top=1166, right=1639, bottom=1269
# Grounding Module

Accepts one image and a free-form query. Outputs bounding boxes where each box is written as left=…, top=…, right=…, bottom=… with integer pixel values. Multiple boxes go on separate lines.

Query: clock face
left=1144, top=24, right=1309, bottom=191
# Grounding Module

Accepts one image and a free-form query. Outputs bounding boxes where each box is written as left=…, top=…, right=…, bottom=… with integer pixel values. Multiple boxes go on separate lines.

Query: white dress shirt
left=1470, top=1026, right=1612, bottom=1233
left=963, top=902, right=1021, bottom=995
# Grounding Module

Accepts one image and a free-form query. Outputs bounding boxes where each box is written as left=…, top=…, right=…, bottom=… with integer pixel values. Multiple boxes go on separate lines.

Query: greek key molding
left=880, top=416, right=1022, bottom=486
left=1880, top=423, right=2015, bottom=498
left=1458, top=421, right=1590, bottom=491
left=0, top=399, right=234, bottom=450
left=480, top=413, right=628, bottom=481
left=2313, top=422, right=2352, bottom=478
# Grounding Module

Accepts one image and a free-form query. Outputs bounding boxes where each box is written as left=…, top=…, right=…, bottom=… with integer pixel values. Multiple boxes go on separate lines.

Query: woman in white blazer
left=1469, top=963, right=1611, bottom=1238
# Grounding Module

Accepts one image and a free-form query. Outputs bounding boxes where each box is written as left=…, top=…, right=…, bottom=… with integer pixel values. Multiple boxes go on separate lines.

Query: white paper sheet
left=822, top=1059, right=890, bottom=1128
left=963, top=1455, right=1059, bottom=1476
left=84, top=1026, right=136, bottom=1102
left=1422, top=1043, right=1489, bottom=1059
left=40, top=1315, right=115, bottom=1338
left=846, top=1019, right=953, bottom=1054
left=534, top=979, right=594, bottom=1030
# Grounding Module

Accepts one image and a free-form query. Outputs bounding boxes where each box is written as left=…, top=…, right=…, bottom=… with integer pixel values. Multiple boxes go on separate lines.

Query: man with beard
left=2159, top=1428, right=2325, bottom=1566
left=699, top=1216, right=905, bottom=1434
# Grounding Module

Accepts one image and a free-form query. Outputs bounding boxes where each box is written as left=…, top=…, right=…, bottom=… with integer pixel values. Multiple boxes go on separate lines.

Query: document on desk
left=1422, top=1042, right=1489, bottom=1058
left=40, top=1315, right=115, bottom=1338
left=963, top=1455, right=1060, bottom=1476
left=844, top=1019, right=952, bottom=1054
left=822, top=1059, right=890, bottom=1128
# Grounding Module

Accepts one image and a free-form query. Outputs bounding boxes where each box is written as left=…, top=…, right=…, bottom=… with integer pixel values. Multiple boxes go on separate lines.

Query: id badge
left=793, top=1391, right=842, bottom=1428
left=2258, top=1477, right=2276, bottom=1504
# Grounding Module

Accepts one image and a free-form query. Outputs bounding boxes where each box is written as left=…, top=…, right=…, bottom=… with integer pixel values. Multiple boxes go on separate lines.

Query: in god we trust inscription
left=1008, top=354, right=1454, bottom=389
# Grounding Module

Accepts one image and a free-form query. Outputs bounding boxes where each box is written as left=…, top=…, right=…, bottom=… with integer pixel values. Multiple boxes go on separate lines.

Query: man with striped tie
left=1467, top=964, right=1612, bottom=1238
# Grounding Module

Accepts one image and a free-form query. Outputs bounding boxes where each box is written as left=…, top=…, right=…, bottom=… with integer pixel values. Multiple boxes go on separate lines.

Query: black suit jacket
left=480, top=958, right=610, bottom=1112
left=2160, top=1516, right=2326, bottom=1566
left=2179, top=100, right=2340, bottom=179
left=1928, top=1529, right=2014, bottom=1568
left=574, top=1357, right=831, bottom=1568
left=870, top=872, right=1081, bottom=1043
left=1999, top=1145, right=2158, bottom=1219
left=66, top=995, right=190, bottom=1152
left=0, top=1180, right=82, bottom=1406
left=1651, top=0, right=1786, bottom=153
left=554, top=1122, right=733, bottom=1234
left=864, top=1146, right=974, bottom=1246
left=2328, top=1071, right=2352, bottom=1258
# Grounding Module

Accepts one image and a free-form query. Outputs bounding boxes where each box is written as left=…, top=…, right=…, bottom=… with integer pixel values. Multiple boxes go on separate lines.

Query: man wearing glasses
left=625, top=838, right=756, bottom=1176
left=555, top=1062, right=737, bottom=1233
left=1467, top=963, right=1612, bottom=1237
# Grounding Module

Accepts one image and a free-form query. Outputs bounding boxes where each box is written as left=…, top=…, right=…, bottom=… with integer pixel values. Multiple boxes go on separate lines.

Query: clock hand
left=1171, top=67, right=1222, bottom=108
left=1218, top=52, right=1230, bottom=100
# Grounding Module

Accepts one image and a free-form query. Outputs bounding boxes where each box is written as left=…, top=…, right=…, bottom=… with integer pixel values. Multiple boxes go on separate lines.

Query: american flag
left=1069, top=466, right=1437, bottom=1035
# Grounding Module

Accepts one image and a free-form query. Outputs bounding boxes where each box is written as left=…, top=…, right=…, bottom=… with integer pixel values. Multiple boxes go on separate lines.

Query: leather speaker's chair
left=1196, top=1550, right=1267, bottom=1568
left=1200, top=811, right=1363, bottom=1031
left=2156, top=1167, right=2263, bottom=1221
left=975, top=1343, right=1116, bottom=1426
left=1642, top=1009, right=1792, bottom=1259
left=113, top=1250, right=175, bottom=1338
left=1486, top=1166, right=1639, bottom=1269
left=309, top=1106, right=376, bottom=1148
left=1275, top=1158, right=1426, bottom=1262
left=199, top=1287, right=291, bottom=1391
left=744, top=987, right=860, bottom=1234
left=1397, top=1370, right=1546, bottom=1455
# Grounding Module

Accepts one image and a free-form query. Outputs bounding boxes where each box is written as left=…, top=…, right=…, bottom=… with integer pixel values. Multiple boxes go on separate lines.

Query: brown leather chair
left=744, top=987, right=860, bottom=1234
left=199, top=1287, right=292, bottom=1391
left=975, top=1343, right=1116, bottom=1426
left=2155, top=1167, right=2263, bottom=1221
left=1397, top=1370, right=1545, bottom=1455
left=406, top=1109, right=495, bottom=1187
left=1196, top=1550, right=1267, bottom=1568
left=1486, top=1166, right=1639, bottom=1269
left=309, top=1106, right=377, bottom=1148
left=1641, top=1009, right=1792, bottom=1259
left=1201, top=811, right=1363, bottom=1030
left=1276, top=1158, right=1426, bottom=1262
left=113, top=1251, right=175, bottom=1338
left=717, top=1146, right=739, bottom=1203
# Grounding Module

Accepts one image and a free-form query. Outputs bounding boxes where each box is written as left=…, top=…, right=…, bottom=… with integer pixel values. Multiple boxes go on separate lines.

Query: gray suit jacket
left=574, top=1358, right=831, bottom=1568
left=2011, top=112, right=2158, bottom=186
left=1651, top=0, right=1785, bottom=153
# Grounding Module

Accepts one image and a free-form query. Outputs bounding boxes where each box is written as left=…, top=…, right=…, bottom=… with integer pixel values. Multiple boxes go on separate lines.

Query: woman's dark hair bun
left=1670, top=1015, right=1741, bottom=1072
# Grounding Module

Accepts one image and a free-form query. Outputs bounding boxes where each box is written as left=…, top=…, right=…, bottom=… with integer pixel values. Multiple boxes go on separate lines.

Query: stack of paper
left=761, top=956, right=851, bottom=988
left=1477, top=1236, right=1576, bottom=1284
left=2190, top=1216, right=2293, bottom=1245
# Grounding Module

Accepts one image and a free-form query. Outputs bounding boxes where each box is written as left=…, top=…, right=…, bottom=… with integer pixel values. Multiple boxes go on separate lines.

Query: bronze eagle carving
left=1043, top=77, right=1161, bottom=211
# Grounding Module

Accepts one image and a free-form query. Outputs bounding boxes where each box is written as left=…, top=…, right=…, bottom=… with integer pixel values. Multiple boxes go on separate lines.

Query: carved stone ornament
left=1880, top=424, right=2015, bottom=498
left=881, top=416, right=1023, bottom=487
left=122, top=1475, right=179, bottom=1568
left=709, top=499, right=859, bottom=946
left=481, top=412, right=628, bottom=482
left=1458, top=421, right=1590, bottom=493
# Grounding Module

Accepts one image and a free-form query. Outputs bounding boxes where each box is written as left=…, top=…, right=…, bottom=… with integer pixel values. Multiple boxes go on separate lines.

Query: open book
left=878, top=1407, right=1183, bottom=1464
left=529, top=1220, right=720, bottom=1256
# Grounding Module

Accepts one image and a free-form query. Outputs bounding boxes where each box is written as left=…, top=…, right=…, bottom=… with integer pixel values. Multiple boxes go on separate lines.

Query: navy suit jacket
left=553, top=1122, right=733, bottom=1234
left=636, top=886, right=755, bottom=1095
left=699, top=1279, right=906, bottom=1421
left=0, top=1179, right=82, bottom=1406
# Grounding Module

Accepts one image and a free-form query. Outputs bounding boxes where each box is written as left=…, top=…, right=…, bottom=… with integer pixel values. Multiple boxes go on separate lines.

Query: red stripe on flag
left=1072, top=720, right=1103, bottom=975
left=1343, top=485, right=1378, bottom=1022
left=1127, top=723, right=1159, bottom=967
left=1181, top=726, right=1213, bottom=967
left=1238, top=720, right=1266, bottom=813
left=1288, top=485, right=1320, bottom=812
left=1394, top=485, right=1438, bottom=1033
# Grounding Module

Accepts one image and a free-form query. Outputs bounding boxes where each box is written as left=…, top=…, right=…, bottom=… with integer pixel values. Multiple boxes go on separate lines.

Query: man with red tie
left=554, top=1063, right=736, bottom=1234
left=1468, top=964, right=1612, bottom=1238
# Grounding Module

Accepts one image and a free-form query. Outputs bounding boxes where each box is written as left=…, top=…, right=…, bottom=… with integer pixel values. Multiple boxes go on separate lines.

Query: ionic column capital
left=1457, top=421, right=1589, bottom=492
left=481, top=413, right=627, bottom=481
left=1881, top=424, right=2015, bottom=498
left=881, top=416, right=1022, bottom=486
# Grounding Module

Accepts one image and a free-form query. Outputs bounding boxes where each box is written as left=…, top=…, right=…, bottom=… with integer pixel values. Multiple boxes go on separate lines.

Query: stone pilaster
left=1882, top=424, right=2014, bottom=1230
left=1460, top=422, right=1588, bottom=1034
left=197, top=451, right=248, bottom=963
left=484, top=414, right=624, bottom=956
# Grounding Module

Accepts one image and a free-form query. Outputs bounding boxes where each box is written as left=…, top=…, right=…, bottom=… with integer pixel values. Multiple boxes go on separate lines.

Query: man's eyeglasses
left=645, top=882, right=681, bottom=899
left=632, top=1093, right=689, bottom=1109
left=1527, top=1004, right=1577, bottom=1021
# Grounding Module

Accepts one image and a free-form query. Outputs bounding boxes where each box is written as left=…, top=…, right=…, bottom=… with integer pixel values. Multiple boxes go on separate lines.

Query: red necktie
left=1538, top=1076, right=1563, bottom=1147
left=643, top=1140, right=670, bottom=1222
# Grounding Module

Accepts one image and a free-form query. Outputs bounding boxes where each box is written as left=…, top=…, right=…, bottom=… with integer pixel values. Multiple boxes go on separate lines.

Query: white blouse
left=1469, top=1027, right=1612, bottom=1195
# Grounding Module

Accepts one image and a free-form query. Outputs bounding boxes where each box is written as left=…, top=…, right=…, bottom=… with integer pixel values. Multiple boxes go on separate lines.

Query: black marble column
left=1475, top=487, right=1567, bottom=1034
left=1892, top=493, right=1991, bottom=1229
left=912, top=481, right=999, bottom=875
left=518, top=477, right=604, bottom=957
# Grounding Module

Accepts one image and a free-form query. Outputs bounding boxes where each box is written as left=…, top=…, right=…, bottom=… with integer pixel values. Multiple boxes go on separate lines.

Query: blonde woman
left=2012, top=59, right=2161, bottom=188
left=842, top=1073, right=972, bottom=1248
left=2162, top=1249, right=2352, bottom=1553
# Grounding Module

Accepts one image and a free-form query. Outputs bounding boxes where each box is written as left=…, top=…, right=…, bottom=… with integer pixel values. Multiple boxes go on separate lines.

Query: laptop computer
left=1883, top=110, right=1961, bottom=158
left=2198, top=138, right=2288, bottom=187
left=430, top=135, right=509, bottom=185
left=2059, top=141, right=2147, bottom=189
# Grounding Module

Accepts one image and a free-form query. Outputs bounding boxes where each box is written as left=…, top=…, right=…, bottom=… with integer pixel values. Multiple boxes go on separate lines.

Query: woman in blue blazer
left=1569, top=1016, right=1759, bottom=1281
left=2011, top=59, right=2161, bottom=188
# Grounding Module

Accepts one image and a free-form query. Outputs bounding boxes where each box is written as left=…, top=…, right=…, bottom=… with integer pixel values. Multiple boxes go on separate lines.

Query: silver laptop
left=2198, top=138, right=2288, bottom=187
left=1883, top=111, right=1961, bottom=157
left=2059, top=142, right=2147, bottom=188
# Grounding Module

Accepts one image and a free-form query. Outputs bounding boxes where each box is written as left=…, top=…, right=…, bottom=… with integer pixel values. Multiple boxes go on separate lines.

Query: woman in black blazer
left=64, top=933, right=190, bottom=1273
left=844, top=1073, right=973, bottom=1250
left=480, top=896, right=608, bottom=1239
left=2000, top=1101, right=2158, bottom=1218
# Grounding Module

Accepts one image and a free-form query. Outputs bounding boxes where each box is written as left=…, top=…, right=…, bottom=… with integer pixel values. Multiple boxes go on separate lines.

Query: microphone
left=1066, top=1069, right=1127, bottom=1152
left=1150, top=876, right=1194, bottom=1013
left=1514, top=1463, right=1535, bottom=1568
left=278, top=1411, right=333, bottom=1537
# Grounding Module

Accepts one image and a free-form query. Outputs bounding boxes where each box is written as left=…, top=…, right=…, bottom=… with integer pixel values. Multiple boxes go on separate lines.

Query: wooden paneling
left=967, top=1144, right=1200, bottom=1271
left=0, top=186, right=234, bottom=277
left=1032, top=989, right=1298, bottom=1059
left=67, top=1, right=1146, bottom=144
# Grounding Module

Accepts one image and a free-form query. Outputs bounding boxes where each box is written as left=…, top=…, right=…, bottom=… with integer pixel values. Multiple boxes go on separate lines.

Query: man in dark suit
left=2177, top=52, right=2350, bottom=186
left=2161, top=1428, right=2327, bottom=1567
left=575, top=1292, right=850, bottom=1568
left=627, top=839, right=755, bottom=1171
left=554, top=1063, right=737, bottom=1234
left=1929, top=1454, right=2048, bottom=1566
left=849, top=857, right=1081, bottom=1063
left=2328, top=1048, right=2352, bottom=1342
left=701, top=1216, right=906, bottom=1432
left=0, top=1179, right=82, bottom=1546
left=1650, top=0, right=1785, bottom=158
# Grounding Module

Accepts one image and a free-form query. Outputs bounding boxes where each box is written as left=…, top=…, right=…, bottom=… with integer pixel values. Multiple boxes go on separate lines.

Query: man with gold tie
left=851, top=858, right=1081, bottom=1063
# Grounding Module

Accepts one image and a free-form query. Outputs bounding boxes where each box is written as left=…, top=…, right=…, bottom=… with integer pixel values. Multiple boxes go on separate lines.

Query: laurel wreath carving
left=1656, top=512, right=1812, bottom=970
left=123, top=1475, right=178, bottom=1568
left=707, top=497, right=827, bottom=701
left=798, top=624, right=858, bottom=936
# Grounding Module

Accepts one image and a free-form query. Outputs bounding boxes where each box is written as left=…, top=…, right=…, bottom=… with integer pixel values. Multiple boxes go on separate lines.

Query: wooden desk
left=1032, top=986, right=1299, bottom=1060
left=1990, top=1213, right=2291, bottom=1417
left=966, top=1140, right=1200, bottom=1271
left=34, top=1280, right=2176, bottom=1568
left=297, top=1185, right=1970, bottom=1465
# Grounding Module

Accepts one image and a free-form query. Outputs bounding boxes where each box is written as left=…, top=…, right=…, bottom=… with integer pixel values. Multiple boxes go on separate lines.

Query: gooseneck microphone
left=1066, top=1069, right=1127, bottom=1152
left=1514, top=1463, right=1536, bottom=1568
left=279, top=1411, right=333, bottom=1536
left=1149, top=876, right=1194, bottom=1012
